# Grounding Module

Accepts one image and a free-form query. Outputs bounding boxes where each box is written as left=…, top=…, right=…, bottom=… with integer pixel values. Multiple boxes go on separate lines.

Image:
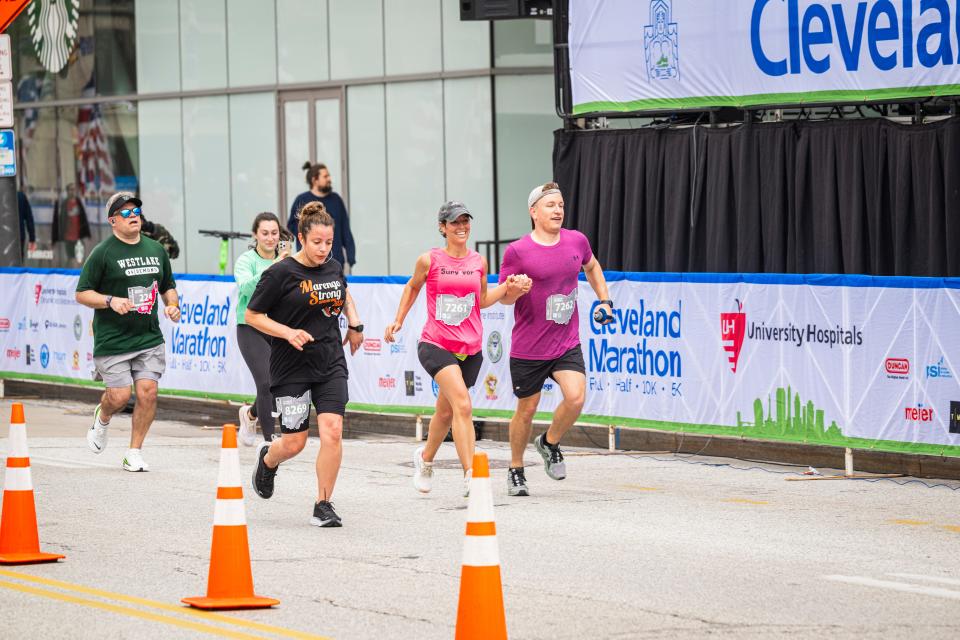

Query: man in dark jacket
left=287, top=162, right=356, bottom=270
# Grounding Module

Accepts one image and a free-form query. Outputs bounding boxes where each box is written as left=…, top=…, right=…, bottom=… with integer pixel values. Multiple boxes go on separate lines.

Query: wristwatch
left=348, top=324, right=364, bottom=333
left=599, top=299, right=614, bottom=308
left=105, top=295, right=113, bottom=309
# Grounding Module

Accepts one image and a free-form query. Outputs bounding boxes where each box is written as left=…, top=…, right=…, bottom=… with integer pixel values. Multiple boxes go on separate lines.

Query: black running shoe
left=251, top=441, right=278, bottom=499
left=311, top=500, right=342, bottom=527
left=507, top=467, right=529, bottom=496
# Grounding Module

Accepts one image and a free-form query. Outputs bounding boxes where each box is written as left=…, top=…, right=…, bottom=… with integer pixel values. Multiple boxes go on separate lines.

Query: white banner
left=569, top=0, right=960, bottom=113
left=2, top=269, right=960, bottom=457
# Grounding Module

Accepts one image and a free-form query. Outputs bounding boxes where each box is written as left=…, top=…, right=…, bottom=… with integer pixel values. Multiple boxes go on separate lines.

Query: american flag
left=76, top=73, right=114, bottom=199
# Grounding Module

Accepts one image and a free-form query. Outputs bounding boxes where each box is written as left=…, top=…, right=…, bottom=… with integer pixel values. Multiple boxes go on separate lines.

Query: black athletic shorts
left=417, top=341, right=483, bottom=388
left=271, top=378, right=348, bottom=432
left=510, top=344, right=586, bottom=399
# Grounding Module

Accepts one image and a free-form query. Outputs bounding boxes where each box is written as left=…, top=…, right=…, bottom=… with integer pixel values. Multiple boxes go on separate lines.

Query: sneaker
left=507, top=467, right=530, bottom=496
left=412, top=446, right=434, bottom=493
left=311, top=500, right=342, bottom=527
left=122, top=449, right=149, bottom=472
left=535, top=433, right=566, bottom=480
left=87, top=403, right=108, bottom=454
left=237, top=405, right=257, bottom=447
left=463, top=468, right=473, bottom=498
left=251, top=441, right=278, bottom=499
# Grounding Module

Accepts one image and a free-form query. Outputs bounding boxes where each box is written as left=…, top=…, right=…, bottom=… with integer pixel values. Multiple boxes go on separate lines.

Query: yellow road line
left=940, top=525, right=960, bottom=533
left=888, top=519, right=932, bottom=526
left=620, top=484, right=660, bottom=491
left=0, top=569, right=331, bottom=640
left=0, top=578, right=263, bottom=639
left=722, top=498, right=769, bottom=505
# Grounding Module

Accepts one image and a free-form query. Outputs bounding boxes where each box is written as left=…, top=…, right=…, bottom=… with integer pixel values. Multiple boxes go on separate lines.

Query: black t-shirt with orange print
left=247, top=256, right=348, bottom=387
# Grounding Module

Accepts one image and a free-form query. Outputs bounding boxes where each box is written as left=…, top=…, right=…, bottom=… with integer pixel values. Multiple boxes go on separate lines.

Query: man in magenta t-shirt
left=498, top=182, right=613, bottom=496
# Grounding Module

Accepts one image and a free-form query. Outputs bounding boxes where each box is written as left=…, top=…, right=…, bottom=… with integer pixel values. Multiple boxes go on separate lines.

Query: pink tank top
left=420, top=248, right=484, bottom=355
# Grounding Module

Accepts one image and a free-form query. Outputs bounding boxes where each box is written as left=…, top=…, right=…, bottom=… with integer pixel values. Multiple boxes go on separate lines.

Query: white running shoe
left=122, top=449, right=149, bottom=472
left=412, top=446, right=433, bottom=493
left=237, top=405, right=257, bottom=447
left=87, top=403, right=108, bottom=454
left=463, top=468, right=472, bottom=498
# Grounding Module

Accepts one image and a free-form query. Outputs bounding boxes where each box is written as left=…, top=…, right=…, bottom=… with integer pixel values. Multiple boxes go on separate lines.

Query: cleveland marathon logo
left=643, top=0, right=679, bottom=81
left=720, top=299, right=746, bottom=373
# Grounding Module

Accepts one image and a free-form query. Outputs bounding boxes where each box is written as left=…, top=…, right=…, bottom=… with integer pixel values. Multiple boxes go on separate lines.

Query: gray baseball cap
left=528, top=182, right=562, bottom=208
left=438, top=201, right=473, bottom=223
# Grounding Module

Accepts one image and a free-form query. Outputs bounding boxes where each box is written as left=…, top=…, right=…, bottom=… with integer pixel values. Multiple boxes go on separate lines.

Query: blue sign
left=0, top=130, right=15, bottom=177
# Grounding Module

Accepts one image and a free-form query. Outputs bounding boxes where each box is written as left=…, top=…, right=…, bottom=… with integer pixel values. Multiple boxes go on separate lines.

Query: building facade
left=11, top=0, right=559, bottom=274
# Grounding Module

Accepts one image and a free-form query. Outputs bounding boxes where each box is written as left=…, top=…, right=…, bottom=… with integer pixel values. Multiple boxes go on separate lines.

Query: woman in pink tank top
left=385, top=201, right=530, bottom=496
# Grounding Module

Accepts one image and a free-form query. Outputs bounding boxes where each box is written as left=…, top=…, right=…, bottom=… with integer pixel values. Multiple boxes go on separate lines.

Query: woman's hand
left=343, top=328, right=364, bottom=355
left=384, top=321, right=403, bottom=343
left=285, top=328, right=314, bottom=351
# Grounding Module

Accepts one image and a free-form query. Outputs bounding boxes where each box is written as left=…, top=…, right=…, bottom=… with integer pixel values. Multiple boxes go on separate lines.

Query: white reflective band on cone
left=462, top=534, right=500, bottom=567
left=2, top=466, right=33, bottom=491
left=7, top=423, right=29, bottom=457
left=217, top=449, right=241, bottom=488
left=466, top=479, right=494, bottom=522
left=213, top=499, right=246, bottom=526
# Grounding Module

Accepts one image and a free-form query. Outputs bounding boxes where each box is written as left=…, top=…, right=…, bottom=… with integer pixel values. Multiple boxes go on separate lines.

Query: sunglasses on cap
left=116, top=207, right=142, bottom=218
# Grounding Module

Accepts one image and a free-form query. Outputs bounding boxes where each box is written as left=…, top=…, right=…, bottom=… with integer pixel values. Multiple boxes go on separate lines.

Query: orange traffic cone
left=0, top=403, right=65, bottom=565
left=455, top=451, right=507, bottom=640
left=182, top=425, right=278, bottom=610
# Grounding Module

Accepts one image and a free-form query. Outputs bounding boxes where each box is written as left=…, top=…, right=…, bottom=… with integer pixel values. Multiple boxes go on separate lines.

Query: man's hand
left=110, top=297, right=133, bottom=315
left=384, top=321, right=402, bottom=343
left=343, top=328, right=363, bottom=355
left=164, top=305, right=181, bottom=323
left=285, top=328, right=314, bottom=351
left=27, top=242, right=36, bottom=253
left=594, top=302, right=614, bottom=325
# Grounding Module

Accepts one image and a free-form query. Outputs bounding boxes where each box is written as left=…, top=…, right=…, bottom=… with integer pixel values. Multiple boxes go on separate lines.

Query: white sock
left=97, top=416, right=110, bottom=428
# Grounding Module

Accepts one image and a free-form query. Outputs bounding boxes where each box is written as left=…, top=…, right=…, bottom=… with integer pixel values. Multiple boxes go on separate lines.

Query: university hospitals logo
left=643, top=0, right=679, bottom=81
left=720, top=299, right=746, bottom=373
left=27, top=0, right=81, bottom=74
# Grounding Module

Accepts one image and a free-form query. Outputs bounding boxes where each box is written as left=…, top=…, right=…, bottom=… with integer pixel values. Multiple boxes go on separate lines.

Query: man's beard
left=319, top=185, right=333, bottom=195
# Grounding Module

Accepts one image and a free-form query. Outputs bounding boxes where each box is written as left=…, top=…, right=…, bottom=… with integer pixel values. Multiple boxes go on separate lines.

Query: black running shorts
left=509, top=344, right=586, bottom=399
left=417, top=341, right=483, bottom=388
left=271, top=378, right=348, bottom=432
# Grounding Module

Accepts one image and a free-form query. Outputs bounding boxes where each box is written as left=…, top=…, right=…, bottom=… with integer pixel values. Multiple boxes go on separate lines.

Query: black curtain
left=554, top=117, right=960, bottom=276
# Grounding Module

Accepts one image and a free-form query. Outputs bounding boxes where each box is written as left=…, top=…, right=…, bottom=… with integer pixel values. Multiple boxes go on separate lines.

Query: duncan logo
left=720, top=299, right=746, bottom=373
left=0, top=318, right=9, bottom=331
left=885, top=358, right=910, bottom=379
left=363, top=339, right=382, bottom=355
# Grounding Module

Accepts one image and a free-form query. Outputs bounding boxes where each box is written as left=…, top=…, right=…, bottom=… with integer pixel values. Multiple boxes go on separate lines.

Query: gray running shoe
left=507, top=467, right=529, bottom=496
left=534, top=433, right=566, bottom=480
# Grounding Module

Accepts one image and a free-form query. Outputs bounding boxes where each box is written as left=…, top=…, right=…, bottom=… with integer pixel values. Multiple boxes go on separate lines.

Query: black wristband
left=599, top=299, right=614, bottom=308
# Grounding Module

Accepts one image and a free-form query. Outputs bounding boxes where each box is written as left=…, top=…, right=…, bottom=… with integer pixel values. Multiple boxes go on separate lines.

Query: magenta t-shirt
left=498, top=229, right=593, bottom=360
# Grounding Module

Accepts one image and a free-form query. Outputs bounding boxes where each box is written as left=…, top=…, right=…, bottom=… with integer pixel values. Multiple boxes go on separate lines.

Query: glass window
left=276, top=0, right=330, bottom=84
left=441, top=0, right=490, bottom=71
left=11, top=0, right=138, bottom=101
left=229, top=93, right=279, bottom=234
left=385, top=80, right=445, bottom=274
left=315, top=97, right=343, bottom=202
left=443, top=78, right=494, bottom=250
left=281, top=99, right=310, bottom=222
left=329, top=0, right=383, bottom=80
left=182, top=97, right=233, bottom=274
left=384, top=0, right=441, bottom=76
left=346, top=84, right=388, bottom=275
left=493, top=19, right=552, bottom=68
left=137, top=99, right=186, bottom=272
left=494, top=74, right=560, bottom=242
left=227, top=0, right=278, bottom=87
left=135, top=0, right=179, bottom=93
left=180, top=0, right=228, bottom=91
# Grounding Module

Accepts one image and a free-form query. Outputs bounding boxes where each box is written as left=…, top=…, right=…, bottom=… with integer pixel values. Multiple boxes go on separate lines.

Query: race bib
left=546, top=288, right=577, bottom=325
left=436, top=293, right=475, bottom=326
left=273, top=390, right=311, bottom=431
left=127, top=282, right=159, bottom=315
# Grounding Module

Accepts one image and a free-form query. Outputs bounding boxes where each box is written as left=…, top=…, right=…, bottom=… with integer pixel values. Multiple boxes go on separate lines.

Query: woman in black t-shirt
left=245, top=202, right=364, bottom=528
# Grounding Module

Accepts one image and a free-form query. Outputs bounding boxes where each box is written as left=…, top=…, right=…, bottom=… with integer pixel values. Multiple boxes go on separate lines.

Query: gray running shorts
left=93, top=343, right=166, bottom=388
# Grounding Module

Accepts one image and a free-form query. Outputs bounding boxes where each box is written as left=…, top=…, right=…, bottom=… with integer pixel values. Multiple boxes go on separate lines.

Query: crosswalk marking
left=825, top=575, right=960, bottom=601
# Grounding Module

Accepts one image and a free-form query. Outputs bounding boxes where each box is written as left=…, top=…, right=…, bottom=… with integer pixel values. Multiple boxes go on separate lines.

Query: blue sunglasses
left=117, top=207, right=142, bottom=218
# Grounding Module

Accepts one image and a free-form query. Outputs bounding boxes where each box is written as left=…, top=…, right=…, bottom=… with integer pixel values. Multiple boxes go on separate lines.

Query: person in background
left=17, top=190, right=36, bottom=262
left=287, top=162, right=356, bottom=272
left=235, top=212, right=291, bottom=446
left=141, top=215, right=180, bottom=260
left=52, top=183, right=91, bottom=266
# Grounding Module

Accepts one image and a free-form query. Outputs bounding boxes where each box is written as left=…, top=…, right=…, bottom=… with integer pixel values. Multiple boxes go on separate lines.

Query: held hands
left=285, top=328, right=314, bottom=351
left=109, top=297, right=133, bottom=315
left=343, top=327, right=363, bottom=355
left=383, top=321, right=402, bottom=343
left=505, top=274, right=532, bottom=297
left=164, top=305, right=181, bottom=323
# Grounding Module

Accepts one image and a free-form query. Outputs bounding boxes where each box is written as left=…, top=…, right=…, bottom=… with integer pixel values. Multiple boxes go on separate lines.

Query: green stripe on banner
left=571, top=84, right=960, bottom=115
left=4, top=372, right=959, bottom=458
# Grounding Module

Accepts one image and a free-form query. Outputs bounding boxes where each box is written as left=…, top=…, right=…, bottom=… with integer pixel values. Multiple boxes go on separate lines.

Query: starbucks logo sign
left=27, top=0, right=81, bottom=74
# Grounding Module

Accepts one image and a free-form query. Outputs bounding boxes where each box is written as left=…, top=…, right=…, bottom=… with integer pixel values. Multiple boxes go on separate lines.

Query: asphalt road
left=0, top=397, right=958, bottom=639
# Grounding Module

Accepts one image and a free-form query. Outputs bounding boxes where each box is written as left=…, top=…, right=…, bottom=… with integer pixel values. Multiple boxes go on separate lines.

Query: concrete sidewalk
left=0, top=397, right=959, bottom=639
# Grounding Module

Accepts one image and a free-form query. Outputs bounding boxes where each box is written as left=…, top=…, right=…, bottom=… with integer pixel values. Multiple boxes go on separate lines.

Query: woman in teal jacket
left=235, top=212, right=291, bottom=445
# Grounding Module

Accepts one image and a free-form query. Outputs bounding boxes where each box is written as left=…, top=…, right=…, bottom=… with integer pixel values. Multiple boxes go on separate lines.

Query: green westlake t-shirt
left=76, top=235, right=176, bottom=357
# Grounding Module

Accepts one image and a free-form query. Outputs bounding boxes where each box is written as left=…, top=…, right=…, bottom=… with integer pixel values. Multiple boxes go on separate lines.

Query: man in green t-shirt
left=75, top=192, right=181, bottom=472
